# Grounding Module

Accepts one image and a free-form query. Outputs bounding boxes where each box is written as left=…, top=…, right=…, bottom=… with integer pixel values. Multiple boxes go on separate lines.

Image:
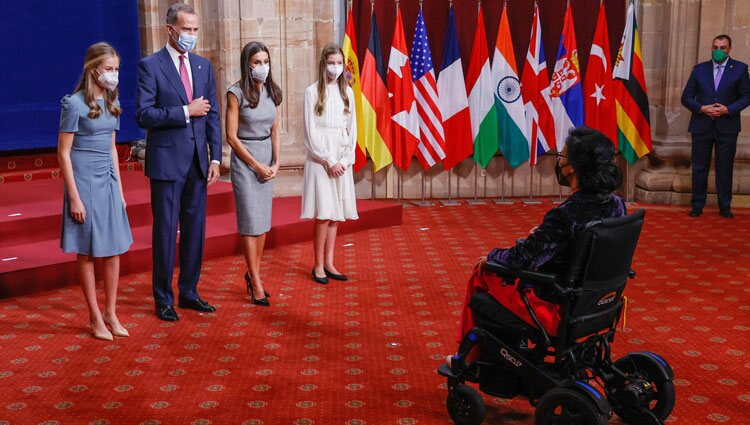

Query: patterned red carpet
left=1, top=202, right=748, bottom=424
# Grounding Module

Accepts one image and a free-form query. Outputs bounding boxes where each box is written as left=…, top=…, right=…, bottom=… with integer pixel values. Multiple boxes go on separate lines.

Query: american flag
left=410, top=10, right=445, bottom=169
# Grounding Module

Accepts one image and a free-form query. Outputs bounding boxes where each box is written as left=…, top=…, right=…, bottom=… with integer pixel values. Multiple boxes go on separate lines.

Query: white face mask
left=251, top=64, right=270, bottom=83
left=326, top=64, right=344, bottom=80
left=96, top=71, right=119, bottom=90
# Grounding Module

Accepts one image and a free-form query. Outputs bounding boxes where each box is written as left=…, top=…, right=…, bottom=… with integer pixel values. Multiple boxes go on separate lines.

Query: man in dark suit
left=681, top=34, right=750, bottom=218
left=135, top=3, right=221, bottom=321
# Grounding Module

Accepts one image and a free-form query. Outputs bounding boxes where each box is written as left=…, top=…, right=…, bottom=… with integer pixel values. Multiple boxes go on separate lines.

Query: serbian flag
left=360, top=11, right=393, bottom=172
left=584, top=1, right=617, bottom=147
left=613, top=1, right=652, bottom=164
left=387, top=7, right=420, bottom=171
left=546, top=2, right=584, bottom=152
left=410, top=9, right=446, bottom=169
left=466, top=5, right=499, bottom=168
left=342, top=7, right=366, bottom=172
left=521, top=3, right=556, bottom=166
left=438, top=6, right=473, bottom=171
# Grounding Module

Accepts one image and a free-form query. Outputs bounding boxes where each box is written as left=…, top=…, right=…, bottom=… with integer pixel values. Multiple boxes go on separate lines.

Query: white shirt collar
left=713, top=58, right=729, bottom=67
left=166, top=43, right=189, bottom=64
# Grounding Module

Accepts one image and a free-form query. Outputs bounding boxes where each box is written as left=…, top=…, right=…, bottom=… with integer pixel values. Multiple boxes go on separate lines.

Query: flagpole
left=494, top=158, right=513, bottom=205
left=524, top=164, right=541, bottom=205
left=467, top=165, right=486, bottom=205
left=413, top=168, right=434, bottom=206
left=441, top=168, right=459, bottom=206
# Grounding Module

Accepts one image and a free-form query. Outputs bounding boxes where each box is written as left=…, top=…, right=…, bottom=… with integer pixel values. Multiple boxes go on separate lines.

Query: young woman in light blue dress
left=58, top=42, right=133, bottom=341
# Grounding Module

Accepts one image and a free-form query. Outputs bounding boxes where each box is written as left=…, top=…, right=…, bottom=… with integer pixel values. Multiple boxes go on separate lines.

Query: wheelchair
left=438, top=209, right=676, bottom=425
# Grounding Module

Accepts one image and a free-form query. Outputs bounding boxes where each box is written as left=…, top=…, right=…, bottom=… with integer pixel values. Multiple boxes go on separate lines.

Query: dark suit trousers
left=150, top=148, right=207, bottom=306
left=691, top=129, right=738, bottom=212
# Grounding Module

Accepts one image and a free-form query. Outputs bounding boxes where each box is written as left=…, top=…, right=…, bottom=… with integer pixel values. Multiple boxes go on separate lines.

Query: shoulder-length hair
left=315, top=43, right=350, bottom=116
left=74, top=42, right=121, bottom=119
left=238, top=41, right=283, bottom=108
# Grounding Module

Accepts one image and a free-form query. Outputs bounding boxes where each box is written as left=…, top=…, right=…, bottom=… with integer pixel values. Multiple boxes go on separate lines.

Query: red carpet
left=0, top=202, right=748, bottom=423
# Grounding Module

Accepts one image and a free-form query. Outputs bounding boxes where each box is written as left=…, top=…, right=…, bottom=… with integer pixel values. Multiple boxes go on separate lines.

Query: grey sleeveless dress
left=227, top=84, right=276, bottom=236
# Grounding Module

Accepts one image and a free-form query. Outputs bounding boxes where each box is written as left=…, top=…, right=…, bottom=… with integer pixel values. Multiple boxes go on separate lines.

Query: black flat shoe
left=688, top=209, right=702, bottom=217
left=244, top=272, right=270, bottom=298
left=719, top=210, right=734, bottom=218
left=311, top=268, right=329, bottom=284
left=155, top=304, right=179, bottom=321
left=177, top=297, right=216, bottom=313
left=324, top=267, right=348, bottom=281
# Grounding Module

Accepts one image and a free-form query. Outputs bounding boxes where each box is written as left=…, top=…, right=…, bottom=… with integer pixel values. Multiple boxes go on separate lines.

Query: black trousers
left=691, top=130, right=738, bottom=212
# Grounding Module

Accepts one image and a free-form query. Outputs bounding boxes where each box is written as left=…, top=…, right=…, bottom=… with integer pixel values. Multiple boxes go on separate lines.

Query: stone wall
left=137, top=0, right=750, bottom=204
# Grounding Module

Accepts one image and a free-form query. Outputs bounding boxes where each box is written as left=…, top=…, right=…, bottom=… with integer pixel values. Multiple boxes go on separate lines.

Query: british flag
left=410, top=9, right=445, bottom=169
left=521, top=3, right=556, bottom=166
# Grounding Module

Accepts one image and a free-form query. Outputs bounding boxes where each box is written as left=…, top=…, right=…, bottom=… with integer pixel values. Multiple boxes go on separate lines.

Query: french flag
left=437, top=6, right=473, bottom=171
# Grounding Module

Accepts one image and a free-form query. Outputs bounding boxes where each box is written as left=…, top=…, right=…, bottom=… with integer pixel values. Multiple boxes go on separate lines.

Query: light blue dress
left=59, top=92, right=133, bottom=257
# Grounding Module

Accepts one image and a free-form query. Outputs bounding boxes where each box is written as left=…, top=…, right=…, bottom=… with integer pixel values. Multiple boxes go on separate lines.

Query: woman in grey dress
left=58, top=43, right=133, bottom=341
left=226, top=41, right=283, bottom=306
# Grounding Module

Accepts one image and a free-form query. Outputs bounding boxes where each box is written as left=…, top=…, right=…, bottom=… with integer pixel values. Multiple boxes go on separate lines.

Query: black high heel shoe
left=244, top=272, right=270, bottom=306
left=244, top=272, right=270, bottom=298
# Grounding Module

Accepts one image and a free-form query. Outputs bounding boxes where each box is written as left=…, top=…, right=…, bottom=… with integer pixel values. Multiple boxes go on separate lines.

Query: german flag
left=342, top=7, right=366, bottom=172
left=613, top=1, right=652, bottom=165
left=360, top=11, right=393, bottom=172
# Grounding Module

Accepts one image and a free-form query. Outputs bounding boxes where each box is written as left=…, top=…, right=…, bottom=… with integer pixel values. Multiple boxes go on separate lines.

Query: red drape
left=351, top=0, right=626, bottom=81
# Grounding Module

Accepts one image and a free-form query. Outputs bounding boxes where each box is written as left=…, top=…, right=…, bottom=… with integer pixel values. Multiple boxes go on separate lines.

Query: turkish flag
left=583, top=2, right=617, bottom=148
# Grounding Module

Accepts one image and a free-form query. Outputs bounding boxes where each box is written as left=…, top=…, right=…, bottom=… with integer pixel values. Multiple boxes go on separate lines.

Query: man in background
left=681, top=34, right=750, bottom=219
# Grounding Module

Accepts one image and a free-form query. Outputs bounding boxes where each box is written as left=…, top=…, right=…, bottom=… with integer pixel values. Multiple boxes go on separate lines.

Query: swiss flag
left=584, top=2, right=617, bottom=147
left=387, top=8, right=420, bottom=171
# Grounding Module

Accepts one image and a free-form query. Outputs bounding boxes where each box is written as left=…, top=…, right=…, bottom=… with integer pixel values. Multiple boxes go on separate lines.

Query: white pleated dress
left=301, top=82, right=359, bottom=221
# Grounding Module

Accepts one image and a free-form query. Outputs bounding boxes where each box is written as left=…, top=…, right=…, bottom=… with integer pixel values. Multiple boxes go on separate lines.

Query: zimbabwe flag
left=613, top=1, right=652, bottom=164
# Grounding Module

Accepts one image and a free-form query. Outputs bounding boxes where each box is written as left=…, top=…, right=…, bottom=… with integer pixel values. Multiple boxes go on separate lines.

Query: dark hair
left=238, top=41, right=283, bottom=109
left=166, top=3, right=195, bottom=25
left=713, top=34, right=732, bottom=47
left=566, top=127, right=622, bottom=194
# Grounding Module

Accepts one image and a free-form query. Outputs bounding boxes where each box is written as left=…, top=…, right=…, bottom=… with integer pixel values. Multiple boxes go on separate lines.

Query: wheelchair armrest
left=484, top=261, right=559, bottom=287
left=628, top=269, right=636, bottom=279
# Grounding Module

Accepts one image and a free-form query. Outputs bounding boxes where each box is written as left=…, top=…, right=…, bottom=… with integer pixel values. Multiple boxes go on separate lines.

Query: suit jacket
left=135, top=48, right=221, bottom=181
left=681, top=57, right=750, bottom=135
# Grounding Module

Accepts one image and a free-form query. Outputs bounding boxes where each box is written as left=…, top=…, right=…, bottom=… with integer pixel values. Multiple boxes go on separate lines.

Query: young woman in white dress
left=301, top=43, right=359, bottom=284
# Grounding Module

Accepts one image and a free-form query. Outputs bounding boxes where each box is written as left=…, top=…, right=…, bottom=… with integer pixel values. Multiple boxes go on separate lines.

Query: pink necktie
left=715, top=65, right=724, bottom=91
left=179, top=55, right=193, bottom=102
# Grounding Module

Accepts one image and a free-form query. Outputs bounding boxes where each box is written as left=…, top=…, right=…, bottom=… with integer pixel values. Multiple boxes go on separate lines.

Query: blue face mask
left=170, top=27, right=197, bottom=52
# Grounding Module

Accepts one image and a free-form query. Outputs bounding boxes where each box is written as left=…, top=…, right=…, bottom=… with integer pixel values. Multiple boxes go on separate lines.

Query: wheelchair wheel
left=609, top=356, right=676, bottom=424
left=534, top=388, right=608, bottom=425
left=446, top=384, right=486, bottom=425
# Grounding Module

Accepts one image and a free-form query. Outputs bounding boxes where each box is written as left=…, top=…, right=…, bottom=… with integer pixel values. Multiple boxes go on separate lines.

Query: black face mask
left=555, top=162, right=571, bottom=187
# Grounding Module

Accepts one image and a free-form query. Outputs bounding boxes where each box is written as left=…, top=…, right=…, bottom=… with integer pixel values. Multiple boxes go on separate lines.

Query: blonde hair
left=74, top=42, right=122, bottom=119
left=315, top=43, right=350, bottom=116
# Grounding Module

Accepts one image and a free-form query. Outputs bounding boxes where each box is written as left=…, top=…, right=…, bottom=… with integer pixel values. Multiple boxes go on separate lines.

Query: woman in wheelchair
left=459, top=127, right=626, bottom=341
left=443, top=127, right=676, bottom=425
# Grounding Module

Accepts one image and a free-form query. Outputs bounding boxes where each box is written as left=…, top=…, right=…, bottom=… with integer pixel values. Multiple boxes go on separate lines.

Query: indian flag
left=466, top=6, right=498, bottom=169
left=491, top=3, right=529, bottom=168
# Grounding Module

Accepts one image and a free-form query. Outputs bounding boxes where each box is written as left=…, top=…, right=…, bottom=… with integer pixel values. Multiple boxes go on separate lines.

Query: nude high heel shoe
left=103, top=317, right=130, bottom=338
left=90, top=322, right=114, bottom=341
